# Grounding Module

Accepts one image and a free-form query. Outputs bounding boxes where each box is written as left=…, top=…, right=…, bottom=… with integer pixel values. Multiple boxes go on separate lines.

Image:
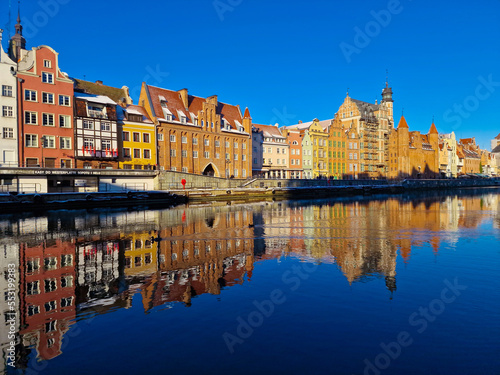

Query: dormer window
left=181, top=116, right=187, bottom=124
left=166, top=114, right=172, bottom=121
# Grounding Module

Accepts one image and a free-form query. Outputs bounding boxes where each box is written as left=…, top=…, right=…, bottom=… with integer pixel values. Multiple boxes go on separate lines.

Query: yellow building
left=328, top=116, right=347, bottom=179
left=123, top=231, right=158, bottom=277
left=309, top=119, right=329, bottom=178
left=119, top=105, right=156, bottom=170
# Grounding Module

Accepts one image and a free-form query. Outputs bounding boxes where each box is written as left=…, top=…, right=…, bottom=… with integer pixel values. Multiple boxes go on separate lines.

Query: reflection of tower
left=385, top=276, right=397, bottom=299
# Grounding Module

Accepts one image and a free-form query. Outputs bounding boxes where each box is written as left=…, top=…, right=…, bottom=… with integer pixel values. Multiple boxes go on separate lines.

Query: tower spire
left=8, top=0, right=26, bottom=61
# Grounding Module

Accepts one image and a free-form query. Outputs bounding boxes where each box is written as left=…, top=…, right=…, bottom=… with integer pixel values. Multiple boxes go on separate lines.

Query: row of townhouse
left=251, top=84, right=499, bottom=180
left=0, top=19, right=253, bottom=177
left=1, top=16, right=498, bottom=180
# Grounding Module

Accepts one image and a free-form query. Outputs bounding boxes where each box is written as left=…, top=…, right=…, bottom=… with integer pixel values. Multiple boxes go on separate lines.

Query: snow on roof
left=126, top=108, right=142, bottom=116
left=75, top=92, right=116, bottom=105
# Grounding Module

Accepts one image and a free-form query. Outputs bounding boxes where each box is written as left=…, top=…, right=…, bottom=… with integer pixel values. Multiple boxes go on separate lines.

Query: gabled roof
left=253, top=124, right=285, bottom=139
left=146, top=85, right=244, bottom=131
left=73, top=78, right=131, bottom=105
left=125, top=105, right=154, bottom=124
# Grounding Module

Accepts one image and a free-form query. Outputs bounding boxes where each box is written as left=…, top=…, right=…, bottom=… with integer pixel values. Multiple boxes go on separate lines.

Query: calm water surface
left=1, top=189, right=499, bottom=375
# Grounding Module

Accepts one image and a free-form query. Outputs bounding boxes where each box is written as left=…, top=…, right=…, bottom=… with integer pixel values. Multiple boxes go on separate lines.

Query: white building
left=0, top=29, right=19, bottom=168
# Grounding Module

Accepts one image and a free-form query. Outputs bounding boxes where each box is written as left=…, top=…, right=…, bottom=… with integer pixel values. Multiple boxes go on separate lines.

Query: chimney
left=178, top=88, right=189, bottom=109
left=96, top=80, right=103, bottom=85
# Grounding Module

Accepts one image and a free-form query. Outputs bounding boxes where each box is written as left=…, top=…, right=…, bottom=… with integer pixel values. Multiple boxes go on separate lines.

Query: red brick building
left=9, top=18, right=75, bottom=168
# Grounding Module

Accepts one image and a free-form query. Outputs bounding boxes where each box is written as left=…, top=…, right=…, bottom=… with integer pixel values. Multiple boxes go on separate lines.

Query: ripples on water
left=1, top=189, right=499, bottom=374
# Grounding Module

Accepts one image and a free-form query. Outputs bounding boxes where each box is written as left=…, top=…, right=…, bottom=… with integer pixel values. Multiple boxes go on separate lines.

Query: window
left=25, top=111, right=37, bottom=125
left=25, top=90, right=37, bottom=101
left=45, top=321, right=56, bottom=333
left=193, top=151, right=198, bottom=158
left=25, top=134, right=38, bottom=147
left=204, top=151, right=210, bottom=158
left=157, top=133, right=164, bottom=141
left=2, top=85, right=13, bottom=97
left=83, top=120, right=93, bottom=129
left=59, top=95, right=70, bottom=106
left=134, top=149, right=141, bottom=158
left=59, top=115, right=71, bottom=128
left=143, top=133, right=150, bottom=143
left=192, top=138, right=198, bottom=145
left=42, top=113, right=55, bottom=126
left=234, top=142, right=238, bottom=148
left=143, top=149, right=151, bottom=159
left=225, top=153, right=230, bottom=160
left=123, top=148, right=131, bottom=157
left=2, top=128, right=14, bottom=139
left=181, top=150, right=187, bottom=157
left=2, top=106, right=13, bottom=117
left=215, top=140, right=220, bottom=147
left=170, top=167, right=176, bottom=171
left=234, top=154, right=238, bottom=161
left=27, top=281, right=40, bottom=295
left=61, top=297, right=73, bottom=308
left=43, top=136, right=56, bottom=148
left=123, top=131, right=130, bottom=141
left=242, top=155, right=246, bottom=161
left=180, top=135, right=187, bottom=144
left=282, top=159, right=285, bottom=164
left=169, top=149, right=175, bottom=157
left=42, top=92, right=54, bottom=104
left=102, top=139, right=111, bottom=150
left=204, top=139, right=209, bottom=146
left=215, top=153, right=220, bottom=159
left=45, top=300, right=57, bottom=312
left=43, top=59, right=52, bottom=68
left=60, top=137, right=71, bottom=149
left=277, top=148, right=280, bottom=154
left=133, top=132, right=140, bottom=142
left=242, top=143, right=247, bottom=149
left=42, top=72, right=54, bottom=84
left=61, top=255, right=73, bottom=267
left=44, top=279, right=57, bottom=293
left=170, top=135, right=176, bottom=142
left=28, top=305, right=40, bottom=316
left=181, top=116, right=187, bottom=124
left=101, top=122, right=111, bottom=131
left=225, top=141, right=230, bottom=148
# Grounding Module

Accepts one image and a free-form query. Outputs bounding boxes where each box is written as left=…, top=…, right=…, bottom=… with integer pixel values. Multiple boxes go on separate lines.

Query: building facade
left=118, top=105, right=156, bottom=170
left=282, top=128, right=303, bottom=179
left=253, top=124, right=289, bottom=179
left=74, top=93, right=119, bottom=169
left=0, top=29, right=18, bottom=168
left=251, top=127, right=264, bottom=177
left=140, top=84, right=251, bottom=178
left=388, top=117, right=440, bottom=179
left=12, top=40, right=74, bottom=168
left=336, top=85, right=394, bottom=178
left=327, top=116, right=347, bottom=179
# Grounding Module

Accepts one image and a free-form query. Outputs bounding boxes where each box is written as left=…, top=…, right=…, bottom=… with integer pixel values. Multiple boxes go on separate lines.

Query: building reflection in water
left=0, top=191, right=498, bottom=371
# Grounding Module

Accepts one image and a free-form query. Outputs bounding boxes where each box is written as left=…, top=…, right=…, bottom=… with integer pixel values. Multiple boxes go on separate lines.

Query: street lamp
left=41, top=136, right=46, bottom=168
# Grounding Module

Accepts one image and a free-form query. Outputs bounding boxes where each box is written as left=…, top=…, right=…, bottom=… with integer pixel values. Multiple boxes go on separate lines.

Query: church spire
left=381, top=70, right=393, bottom=103
left=9, top=0, right=26, bottom=61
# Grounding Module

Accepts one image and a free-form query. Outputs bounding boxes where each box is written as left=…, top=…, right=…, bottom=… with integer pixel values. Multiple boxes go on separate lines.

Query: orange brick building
left=328, top=115, right=347, bottom=179
left=139, top=84, right=252, bottom=178
left=388, top=116, right=440, bottom=179
left=10, top=17, right=75, bottom=168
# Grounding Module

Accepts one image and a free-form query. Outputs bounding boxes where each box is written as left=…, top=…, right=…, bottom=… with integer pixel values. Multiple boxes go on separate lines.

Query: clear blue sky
left=2, top=0, right=499, bottom=149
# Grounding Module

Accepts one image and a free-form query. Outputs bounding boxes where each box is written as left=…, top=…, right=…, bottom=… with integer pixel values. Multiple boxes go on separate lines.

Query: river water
left=1, top=189, right=499, bottom=374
